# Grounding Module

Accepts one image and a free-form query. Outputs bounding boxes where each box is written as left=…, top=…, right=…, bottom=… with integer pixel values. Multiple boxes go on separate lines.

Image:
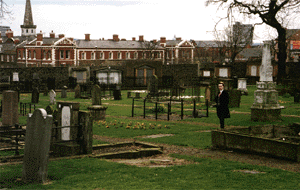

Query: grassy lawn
left=1, top=86, right=300, bottom=189
left=1, top=155, right=300, bottom=189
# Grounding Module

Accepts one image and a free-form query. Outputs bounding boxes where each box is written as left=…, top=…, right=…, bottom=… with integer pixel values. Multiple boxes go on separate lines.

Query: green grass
left=1, top=86, right=300, bottom=189
left=1, top=155, right=300, bottom=189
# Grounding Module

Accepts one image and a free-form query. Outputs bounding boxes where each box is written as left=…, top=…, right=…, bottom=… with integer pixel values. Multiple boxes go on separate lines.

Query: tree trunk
left=276, top=27, right=287, bottom=84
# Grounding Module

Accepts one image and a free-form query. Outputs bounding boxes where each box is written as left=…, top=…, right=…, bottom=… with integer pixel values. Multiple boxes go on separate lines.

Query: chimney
left=85, top=33, right=90, bottom=41
left=139, top=35, right=144, bottom=42
left=37, top=31, right=43, bottom=41
left=113, top=34, right=119, bottom=42
left=153, top=39, right=157, bottom=44
left=59, top=34, right=65, bottom=38
left=176, top=37, right=181, bottom=41
left=50, top=30, right=55, bottom=38
left=121, top=38, right=126, bottom=41
left=14, top=38, right=20, bottom=44
left=5, top=29, right=13, bottom=38
left=132, top=37, right=136, bottom=41
left=0, top=38, right=3, bottom=43
left=69, top=37, right=74, bottom=42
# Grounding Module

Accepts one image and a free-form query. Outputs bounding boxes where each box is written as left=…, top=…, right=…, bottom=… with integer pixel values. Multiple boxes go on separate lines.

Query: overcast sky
left=1, top=0, right=285, bottom=42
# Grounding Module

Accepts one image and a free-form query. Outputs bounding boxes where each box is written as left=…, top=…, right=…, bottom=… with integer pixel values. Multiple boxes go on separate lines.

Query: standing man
left=215, top=82, right=230, bottom=129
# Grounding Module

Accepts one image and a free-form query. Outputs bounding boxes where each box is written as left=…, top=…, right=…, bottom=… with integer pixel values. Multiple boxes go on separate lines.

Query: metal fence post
left=144, top=98, right=146, bottom=118
left=132, top=98, right=134, bottom=117
left=155, top=102, right=158, bottom=120
left=181, top=99, right=183, bottom=120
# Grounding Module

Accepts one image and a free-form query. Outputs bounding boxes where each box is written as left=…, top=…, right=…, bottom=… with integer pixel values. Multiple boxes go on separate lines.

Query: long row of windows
left=1, top=55, right=14, bottom=62
left=17, top=49, right=163, bottom=61
left=80, top=51, right=162, bottom=60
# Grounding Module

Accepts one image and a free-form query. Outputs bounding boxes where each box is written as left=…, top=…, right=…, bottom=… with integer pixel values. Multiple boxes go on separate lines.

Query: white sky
left=1, top=0, right=288, bottom=42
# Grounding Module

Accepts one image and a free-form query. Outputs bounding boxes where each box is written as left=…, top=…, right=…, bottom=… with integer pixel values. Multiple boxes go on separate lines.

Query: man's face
left=218, top=84, right=224, bottom=91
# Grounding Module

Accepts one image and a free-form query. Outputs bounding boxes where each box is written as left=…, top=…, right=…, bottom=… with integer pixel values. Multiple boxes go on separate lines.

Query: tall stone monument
left=251, top=41, right=284, bottom=121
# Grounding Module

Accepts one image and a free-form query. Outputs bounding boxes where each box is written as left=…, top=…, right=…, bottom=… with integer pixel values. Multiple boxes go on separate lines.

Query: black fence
left=0, top=124, right=26, bottom=155
left=131, top=98, right=208, bottom=121
left=19, top=102, right=36, bottom=116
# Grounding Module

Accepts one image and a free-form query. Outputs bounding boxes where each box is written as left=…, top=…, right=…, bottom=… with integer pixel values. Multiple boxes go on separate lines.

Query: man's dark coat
left=215, top=90, right=230, bottom=119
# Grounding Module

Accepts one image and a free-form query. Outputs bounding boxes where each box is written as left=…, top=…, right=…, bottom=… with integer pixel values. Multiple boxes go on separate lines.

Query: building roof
left=286, top=29, right=300, bottom=39
left=238, top=47, right=262, bottom=59
left=76, top=39, right=164, bottom=49
left=194, top=40, right=224, bottom=48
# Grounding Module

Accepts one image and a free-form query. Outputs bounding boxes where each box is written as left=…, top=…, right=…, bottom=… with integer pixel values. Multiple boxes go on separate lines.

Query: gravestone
left=148, top=75, right=158, bottom=97
left=62, top=106, right=71, bottom=141
left=49, top=90, right=56, bottom=105
left=2, top=90, right=19, bottom=126
left=92, top=84, right=102, bottom=105
left=78, top=111, right=93, bottom=154
left=74, top=84, right=81, bottom=99
left=251, top=41, right=284, bottom=121
left=45, top=105, right=55, bottom=115
left=43, top=86, right=48, bottom=96
left=51, top=101, right=80, bottom=156
left=22, top=109, right=52, bottom=184
left=237, top=78, right=248, bottom=94
left=57, top=101, right=80, bottom=142
left=31, top=88, right=39, bottom=104
left=61, top=86, right=68, bottom=98
left=205, top=86, right=211, bottom=102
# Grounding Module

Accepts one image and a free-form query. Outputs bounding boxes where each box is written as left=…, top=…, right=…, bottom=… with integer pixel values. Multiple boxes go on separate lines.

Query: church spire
left=21, top=0, right=36, bottom=36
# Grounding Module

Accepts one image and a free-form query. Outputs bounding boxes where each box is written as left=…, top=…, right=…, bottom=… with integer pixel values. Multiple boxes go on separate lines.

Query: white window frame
left=100, top=52, right=104, bottom=59
left=60, top=50, right=64, bottom=59
left=126, top=52, right=130, bottom=59
left=81, top=52, right=86, bottom=60
left=118, top=52, right=122, bottom=59
left=66, top=50, right=70, bottom=59
left=109, top=52, right=113, bottom=59
left=91, top=52, right=95, bottom=60
left=134, top=52, right=138, bottom=59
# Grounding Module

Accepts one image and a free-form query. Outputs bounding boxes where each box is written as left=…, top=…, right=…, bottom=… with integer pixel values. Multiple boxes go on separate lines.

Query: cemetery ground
left=1, top=86, right=300, bottom=189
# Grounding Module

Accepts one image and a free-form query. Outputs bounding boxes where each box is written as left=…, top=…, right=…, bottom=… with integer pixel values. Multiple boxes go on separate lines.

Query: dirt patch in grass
left=93, top=135, right=300, bottom=172
left=107, top=154, right=197, bottom=167
left=138, top=134, right=175, bottom=138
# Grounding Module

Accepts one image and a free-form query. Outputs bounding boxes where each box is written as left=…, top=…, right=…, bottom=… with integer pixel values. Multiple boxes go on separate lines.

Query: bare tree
left=0, top=0, right=13, bottom=22
left=206, top=0, right=300, bottom=83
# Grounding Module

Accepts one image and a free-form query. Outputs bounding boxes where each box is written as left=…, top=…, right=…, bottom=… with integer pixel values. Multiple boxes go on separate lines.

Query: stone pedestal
left=251, top=82, right=284, bottom=121
left=88, top=105, right=108, bottom=121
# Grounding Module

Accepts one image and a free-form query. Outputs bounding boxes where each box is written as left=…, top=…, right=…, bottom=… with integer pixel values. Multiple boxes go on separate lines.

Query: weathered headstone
left=92, top=84, right=102, bottom=105
left=49, top=90, right=56, bottom=105
left=205, top=86, right=211, bottom=102
left=57, top=102, right=80, bottom=142
left=61, top=106, right=71, bottom=141
left=22, top=109, right=52, bottom=184
left=74, top=84, right=81, bottom=99
left=251, top=41, right=284, bottom=121
left=78, top=111, right=93, bottom=154
left=43, top=87, right=48, bottom=96
left=31, top=88, right=40, bottom=104
left=2, top=90, right=19, bottom=126
left=148, top=75, right=158, bottom=97
left=45, top=105, right=55, bottom=115
left=61, top=86, right=68, bottom=98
